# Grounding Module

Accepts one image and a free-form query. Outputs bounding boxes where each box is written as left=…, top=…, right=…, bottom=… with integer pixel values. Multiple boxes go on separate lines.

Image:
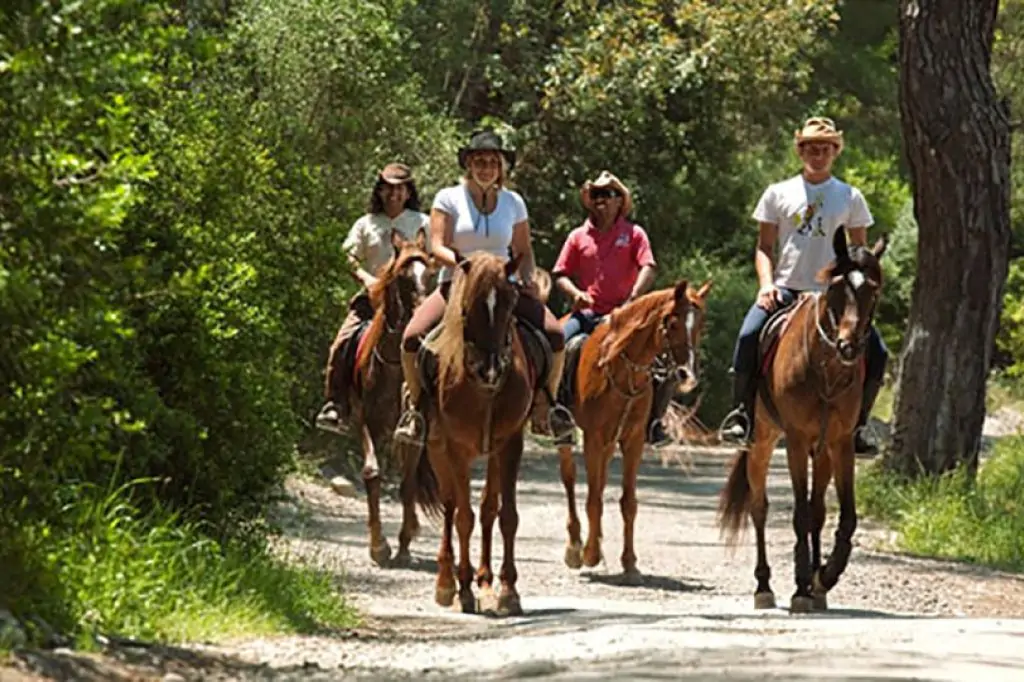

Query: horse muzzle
left=675, top=365, right=699, bottom=394
left=836, top=338, right=861, bottom=363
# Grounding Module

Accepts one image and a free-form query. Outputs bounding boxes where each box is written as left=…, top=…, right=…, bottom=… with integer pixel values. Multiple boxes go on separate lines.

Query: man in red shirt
left=552, top=171, right=676, bottom=446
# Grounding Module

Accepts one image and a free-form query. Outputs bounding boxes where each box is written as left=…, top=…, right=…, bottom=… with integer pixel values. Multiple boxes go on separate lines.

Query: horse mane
left=423, top=252, right=507, bottom=390
left=598, top=288, right=677, bottom=368
left=356, top=247, right=427, bottom=373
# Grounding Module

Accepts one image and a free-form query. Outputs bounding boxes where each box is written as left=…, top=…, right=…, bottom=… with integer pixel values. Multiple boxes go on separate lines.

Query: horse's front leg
left=476, top=456, right=500, bottom=611
left=809, top=447, right=834, bottom=610
left=749, top=426, right=779, bottom=609
left=818, top=434, right=858, bottom=597
left=452, top=450, right=476, bottom=614
left=361, top=420, right=391, bottom=566
left=435, top=500, right=456, bottom=607
left=558, top=443, right=583, bottom=569
left=786, top=434, right=815, bottom=613
left=582, top=438, right=614, bottom=568
left=618, top=425, right=644, bottom=585
left=497, top=432, right=525, bottom=616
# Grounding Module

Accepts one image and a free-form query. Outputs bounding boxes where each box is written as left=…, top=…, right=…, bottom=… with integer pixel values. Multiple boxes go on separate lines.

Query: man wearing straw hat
left=551, top=170, right=680, bottom=447
left=717, top=117, right=889, bottom=454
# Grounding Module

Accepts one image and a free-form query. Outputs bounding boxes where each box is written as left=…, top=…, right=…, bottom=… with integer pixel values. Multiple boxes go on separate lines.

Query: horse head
left=816, top=228, right=888, bottom=364
left=376, top=228, right=433, bottom=327
left=658, top=278, right=713, bottom=394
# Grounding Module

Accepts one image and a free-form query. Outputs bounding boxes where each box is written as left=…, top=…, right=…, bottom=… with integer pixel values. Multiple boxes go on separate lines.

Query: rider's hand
left=572, top=290, right=595, bottom=312
left=521, top=280, right=539, bottom=298
left=756, top=284, right=780, bottom=312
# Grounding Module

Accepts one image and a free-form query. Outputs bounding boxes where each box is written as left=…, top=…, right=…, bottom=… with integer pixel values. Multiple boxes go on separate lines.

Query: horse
left=557, top=279, right=713, bottom=582
left=717, top=228, right=887, bottom=613
left=402, top=250, right=541, bottom=616
left=348, top=228, right=433, bottom=566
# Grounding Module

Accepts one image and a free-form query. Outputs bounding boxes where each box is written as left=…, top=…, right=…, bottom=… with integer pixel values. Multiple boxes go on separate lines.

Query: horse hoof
left=790, top=595, right=815, bottom=614
left=392, top=548, right=412, bottom=568
left=457, top=590, right=476, bottom=614
left=812, top=592, right=828, bottom=611
left=582, top=547, right=603, bottom=568
left=476, top=586, right=499, bottom=615
left=621, top=568, right=643, bottom=586
left=497, top=591, right=523, bottom=617
left=370, top=541, right=392, bottom=567
left=754, top=592, right=776, bottom=609
left=564, top=543, right=583, bottom=570
left=435, top=584, right=456, bottom=608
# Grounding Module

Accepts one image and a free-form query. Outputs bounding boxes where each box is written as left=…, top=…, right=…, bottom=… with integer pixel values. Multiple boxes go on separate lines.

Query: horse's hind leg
left=748, top=434, right=776, bottom=609
left=361, top=423, right=391, bottom=567
left=497, top=433, right=525, bottom=616
left=476, top=456, right=500, bottom=611
left=818, top=436, right=858, bottom=597
left=785, top=435, right=815, bottom=613
left=558, top=444, right=583, bottom=569
left=809, top=449, right=833, bottom=610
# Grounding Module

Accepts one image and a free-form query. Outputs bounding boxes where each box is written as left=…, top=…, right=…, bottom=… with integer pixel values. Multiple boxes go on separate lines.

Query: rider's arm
left=626, top=226, right=657, bottom=301
left=343, top=217, right=378, bottom=288
left=552, top=232, right=586, bottom=303
left=510, top=219, right=536, bottom=285
left=846, top=226, right=868, bottom=247
left=429, top=208, right=460, bottom=268
left=627, top=265, right=657, bottom=301
left=755, top=222, right=777, bottom=290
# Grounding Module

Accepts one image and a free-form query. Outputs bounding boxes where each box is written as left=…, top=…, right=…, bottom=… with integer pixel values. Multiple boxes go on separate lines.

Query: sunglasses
left=590, top=188, right=621, bottom=200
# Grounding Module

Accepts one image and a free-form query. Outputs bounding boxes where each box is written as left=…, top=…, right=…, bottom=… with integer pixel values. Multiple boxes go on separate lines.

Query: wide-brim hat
left=793, top=116, right=844, bottom=156
left=580, top=170, right=633, bottom=217
left=458, top=129, right=516, bottom=171
left=378, top=162, right=414, bottom=185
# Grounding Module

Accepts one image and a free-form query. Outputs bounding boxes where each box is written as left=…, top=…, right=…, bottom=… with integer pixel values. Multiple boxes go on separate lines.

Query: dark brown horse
left=404, top=251, right=536, bottom=615
left=718, top=228, right=887, bottom=612
left=558, top=280, right=712, bottom=582
left=350, top=229, right=433, bottom=566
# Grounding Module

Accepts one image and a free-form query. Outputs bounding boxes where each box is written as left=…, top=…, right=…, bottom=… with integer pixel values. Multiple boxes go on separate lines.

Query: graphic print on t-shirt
left=793, top=192, right=827, bottom=238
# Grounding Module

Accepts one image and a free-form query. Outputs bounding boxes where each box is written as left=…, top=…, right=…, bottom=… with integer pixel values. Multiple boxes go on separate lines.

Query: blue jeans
left=730, top=288, right=887, bottom=382
left=562, top=310, right=603, bottom=343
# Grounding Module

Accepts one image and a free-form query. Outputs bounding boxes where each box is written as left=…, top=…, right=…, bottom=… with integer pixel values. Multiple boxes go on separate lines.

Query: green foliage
left=858, top=437, right=1024, bottom=571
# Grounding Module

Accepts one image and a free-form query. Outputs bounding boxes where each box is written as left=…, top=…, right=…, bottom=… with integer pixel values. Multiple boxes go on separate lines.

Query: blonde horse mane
left=423, top=252, right=510, bottom=392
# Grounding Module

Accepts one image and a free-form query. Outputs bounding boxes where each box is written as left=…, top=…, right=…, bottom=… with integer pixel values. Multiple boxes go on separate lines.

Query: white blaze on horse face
left=684, top=308, right=697, bottom=379
left=486, top=288, right=497, bottom=328
left=848, top=269, right=865, bottom=290
left=411, top=260, right=427, bottom=293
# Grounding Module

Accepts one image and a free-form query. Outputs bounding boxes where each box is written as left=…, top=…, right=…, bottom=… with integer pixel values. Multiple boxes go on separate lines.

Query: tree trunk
left=886, top=0, right=1012, bottom=477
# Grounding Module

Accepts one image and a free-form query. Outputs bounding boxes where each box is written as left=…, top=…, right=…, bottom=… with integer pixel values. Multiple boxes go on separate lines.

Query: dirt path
left=10, top=444, right=1024, bottom=680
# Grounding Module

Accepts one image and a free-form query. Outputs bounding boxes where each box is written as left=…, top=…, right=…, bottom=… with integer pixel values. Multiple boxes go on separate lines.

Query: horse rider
left=316, top=163, right=430, bottom=435
left=717, top=116, right=888, bottom=454
left=392, top=129, right=575, bottom=448
left=550, top=171, right=680, bottom=447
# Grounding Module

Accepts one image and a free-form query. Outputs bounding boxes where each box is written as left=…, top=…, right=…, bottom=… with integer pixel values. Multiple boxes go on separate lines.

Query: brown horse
left=558, top=280, right=712, bottom=582
left=718, top=228, right=887, bottom=612
left=403, top=251, right=537, bottom=616
left=350, top=228, right=433, bottom=566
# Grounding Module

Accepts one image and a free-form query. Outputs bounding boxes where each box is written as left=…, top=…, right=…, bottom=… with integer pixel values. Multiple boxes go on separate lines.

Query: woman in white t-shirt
left=718, top=117, right=889, bottom=453
left=392, top=130, right=573, bottom=448
left=316, top=163, right=430, bottom=435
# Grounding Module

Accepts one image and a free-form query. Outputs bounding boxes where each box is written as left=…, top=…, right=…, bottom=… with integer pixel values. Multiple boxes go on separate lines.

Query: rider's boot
left=646, top=372, right=679, bottom=448
left=718, top=370, right=756, bottom=447
left=853, top=376, right=883, bottom=455
left=393, top=348, right=426, bottom=448
left=547, top=348, right=577, bottom=446
left=316, top=340, right=353, bottom=435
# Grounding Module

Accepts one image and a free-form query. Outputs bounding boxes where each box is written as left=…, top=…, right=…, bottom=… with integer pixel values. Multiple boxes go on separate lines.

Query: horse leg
left=618, top=430, right=644, bottom=585
left=818, top=436, right=858, bottom=595
left=809, top=449, right=833, bottom=610
left=748, top=433, right=777, bottom=609
left=497, top=433, right=525, bottom=616
left=452, top=454, right=476, bottom=614
left=476, top=456, right=500, bottom=611
left=559, top=443, right=583, bottom=569
left=582, top=440, right=614, bottom=568
left=394, top=473, right=420, bottom=567
left=361, top=422, right=391, bottom=567
left=435, top=501, right=456, bottom=607
left=786, top=435, right=814, bottom=613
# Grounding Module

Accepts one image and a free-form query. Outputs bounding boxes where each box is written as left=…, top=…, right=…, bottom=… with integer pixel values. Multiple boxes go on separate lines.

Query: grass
left=857, top=436, right=1024, bottom=572
left=1, top=477, right=357, bottom=651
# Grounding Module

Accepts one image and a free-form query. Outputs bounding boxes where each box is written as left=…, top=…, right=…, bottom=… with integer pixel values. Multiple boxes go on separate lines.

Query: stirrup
left=315, top=401, right=348, bottom=435
left=717, top=407, right=751, bottom=446
left=646, top=419, right=672, bottom=448
left=549, top=403, right=577, bottom=446
left=393, top=409, right=426, bottom=448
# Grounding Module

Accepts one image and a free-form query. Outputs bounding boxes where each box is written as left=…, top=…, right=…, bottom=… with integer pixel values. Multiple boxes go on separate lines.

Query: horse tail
left=718, top=449, right=751, bottom=546
left=401, top=441, right=443, bottom=520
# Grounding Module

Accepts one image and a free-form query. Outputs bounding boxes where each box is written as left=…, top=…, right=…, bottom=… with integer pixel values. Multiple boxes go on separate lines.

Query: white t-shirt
left=342, top=209, right=430, bottom=275
left=432, top=183, right=528, bottom=282
left=752, top=174, right=874, bottom=292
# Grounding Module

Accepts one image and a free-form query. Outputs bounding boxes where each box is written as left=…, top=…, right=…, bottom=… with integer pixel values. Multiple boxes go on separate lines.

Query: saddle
left=757, top=300, right=801, bottom=378
left=417, top=318, right=554, bottom=397
left=345, top=320, right=373, bottom=392
left=557, top=328, right=594, bottom=409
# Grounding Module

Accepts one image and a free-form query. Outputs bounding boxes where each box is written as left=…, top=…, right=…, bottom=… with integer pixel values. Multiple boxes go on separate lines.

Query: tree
left=886, top=0, right=1012, bottom=477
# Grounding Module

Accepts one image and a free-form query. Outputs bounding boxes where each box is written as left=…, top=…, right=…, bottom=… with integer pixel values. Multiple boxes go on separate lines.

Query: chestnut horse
left=558, top=280, right=712, bottom=582
left=404, top=251, right=538, bottom=615
left=350, top=229, right=432, bottom=566
left=718, top=228, right=887, bottom=612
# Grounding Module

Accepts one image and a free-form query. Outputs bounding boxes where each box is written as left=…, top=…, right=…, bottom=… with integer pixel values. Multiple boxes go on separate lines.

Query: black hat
left=457, top=129, right=516, bottom=171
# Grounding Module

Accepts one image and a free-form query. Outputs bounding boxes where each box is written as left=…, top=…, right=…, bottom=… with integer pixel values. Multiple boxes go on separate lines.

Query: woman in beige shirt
left=316, top=163, right=429, bottom=434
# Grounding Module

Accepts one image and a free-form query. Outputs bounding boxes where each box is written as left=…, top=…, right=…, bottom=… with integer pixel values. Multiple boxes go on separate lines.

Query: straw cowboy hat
left=458, top=130, right=516, bottom=171
left=793, top=116, right=844, bottom=156
left=580, top=170, right=634, bottom=217
left=378, top=162, right=415, bottom=185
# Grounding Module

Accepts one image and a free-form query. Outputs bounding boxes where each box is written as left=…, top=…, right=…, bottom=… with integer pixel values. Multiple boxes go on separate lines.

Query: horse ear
left=415, top=227, right=427, bottom=251
left=673, top=279, right=689, bottom=305
left=871, top=233, right=889, bottom=260
left=695, top=278, right=713, bottom=299
left=458, top=258, right=472, bottom=275
left=505, top=250, right=525, bottom=280
left=390, top=228, right=405, bottom=251
left=452, top=248, right=465, bottom=264
left=832, top=226, right=850, bottom=264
